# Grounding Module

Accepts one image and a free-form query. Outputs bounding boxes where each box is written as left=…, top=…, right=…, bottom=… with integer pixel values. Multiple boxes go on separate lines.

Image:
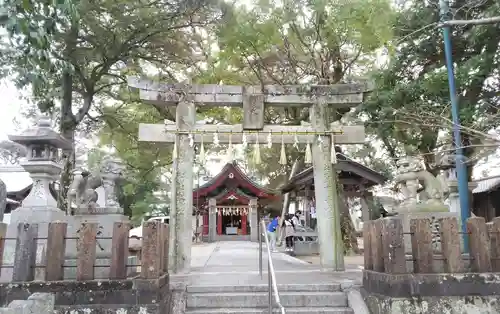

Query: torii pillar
left=169, top=100, right=195, bottom=274
left=310, top=98, right=344, bottom=271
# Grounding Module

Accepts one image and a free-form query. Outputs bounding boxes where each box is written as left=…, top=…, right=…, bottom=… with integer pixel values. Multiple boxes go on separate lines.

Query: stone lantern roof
left=8, top=115, right=72, bottom=150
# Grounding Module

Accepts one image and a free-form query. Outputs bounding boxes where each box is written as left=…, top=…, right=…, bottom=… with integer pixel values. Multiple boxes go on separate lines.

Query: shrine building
left=194, top=162, right=280, bottom=242
left=280, top=149, right=388, bottom=226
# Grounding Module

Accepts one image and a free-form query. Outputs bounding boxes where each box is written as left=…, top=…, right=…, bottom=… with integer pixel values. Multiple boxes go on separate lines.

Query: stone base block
left=363, top=270, right=500, bottom=298
left=294, top=242, right=319, bottom=256
left=65, top=214, right=129, bottom=259
left=63, top=256, right=139, bottom=280
left=363, top=290, right=500, bottom=314
left=9, top=206, right=67, bottom=225
left=0, top=275, right=170, bottom=314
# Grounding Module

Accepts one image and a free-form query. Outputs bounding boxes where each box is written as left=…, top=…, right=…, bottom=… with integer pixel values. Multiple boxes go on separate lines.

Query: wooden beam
left=138, top=123, right=365, bottom=145
left=128, top=77, right=370, bottom=107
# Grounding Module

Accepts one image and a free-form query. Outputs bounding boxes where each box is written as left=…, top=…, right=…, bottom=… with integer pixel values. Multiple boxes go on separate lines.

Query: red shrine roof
left=211, top=188, right=256, bottom=205
left=193, top=162, right=279, bottom=202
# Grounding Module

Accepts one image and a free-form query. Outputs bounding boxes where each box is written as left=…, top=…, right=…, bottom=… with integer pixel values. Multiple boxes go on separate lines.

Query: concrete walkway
left=187, top=241, right=362, bottom=287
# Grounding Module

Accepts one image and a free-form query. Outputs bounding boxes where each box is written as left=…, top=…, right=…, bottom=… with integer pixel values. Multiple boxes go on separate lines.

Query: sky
left=0, top=80, right=26, bottom=141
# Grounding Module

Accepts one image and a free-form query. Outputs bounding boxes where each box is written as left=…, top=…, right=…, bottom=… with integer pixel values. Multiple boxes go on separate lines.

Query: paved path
left=185, top=241, right=362, bottom=287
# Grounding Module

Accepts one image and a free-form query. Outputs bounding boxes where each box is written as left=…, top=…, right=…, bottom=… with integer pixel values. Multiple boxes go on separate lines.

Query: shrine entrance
left=128, top=76, right=370, bottom=273
left=194, top=162, right=279, bottom=242
left=216, top=206, right=249, bottom=239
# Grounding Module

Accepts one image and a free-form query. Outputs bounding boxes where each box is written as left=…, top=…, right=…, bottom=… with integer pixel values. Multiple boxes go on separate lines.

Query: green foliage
left=213, top=0, right=395, bottom=85
left=360, top=0, right=500, bottom=175
left=97, top=101, right=171, bottom=222
left=1, top=0, right=225, bottom=213
left=197, top=0, right=396, bottom=184
left=0, top=0, right=79, bottom=81
left=87, top=146, right=168, bottom=223
left=1, top=0, right=224, bottom=107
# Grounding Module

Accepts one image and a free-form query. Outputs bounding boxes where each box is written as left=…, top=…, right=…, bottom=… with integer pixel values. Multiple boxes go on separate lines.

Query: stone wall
left=363, top=263, right=500, bottom=313
left=363, top=216, right=500, bottom=313
left=0, top=293, right=54, bottom=314
left=364, top=292, right=500, bottom=314
left=0, top=275, right=171, bottom=314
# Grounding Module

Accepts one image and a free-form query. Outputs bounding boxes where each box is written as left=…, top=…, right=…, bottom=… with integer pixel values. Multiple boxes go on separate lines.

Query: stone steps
left=188, top=291, right=348, bottom=308
left=185, top=307, right=353, bottom=313
left=187, top=283, right=342, bottom=293
left=185, top=284, right=353, bottom=314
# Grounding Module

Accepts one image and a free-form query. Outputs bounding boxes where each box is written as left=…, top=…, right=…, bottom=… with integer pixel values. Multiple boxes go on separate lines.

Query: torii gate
left=128, top=78, right=370, bottom=274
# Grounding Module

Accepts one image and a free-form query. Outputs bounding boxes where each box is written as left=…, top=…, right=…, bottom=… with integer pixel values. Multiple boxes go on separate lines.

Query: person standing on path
left=292, top=210, right=302, bottom=227
left=267, top=215, right=279, bottom=252
left=283, top=214, right=296, bottom=252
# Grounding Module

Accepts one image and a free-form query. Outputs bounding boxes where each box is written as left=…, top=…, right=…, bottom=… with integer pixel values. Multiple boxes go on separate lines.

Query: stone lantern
left=7, top=115, right=71, bottom=223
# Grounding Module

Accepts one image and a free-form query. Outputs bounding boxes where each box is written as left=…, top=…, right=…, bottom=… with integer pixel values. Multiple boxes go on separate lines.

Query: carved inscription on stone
left=243, top=88, right=265, bottom=130
left=430, top=216, right=442, bottom=252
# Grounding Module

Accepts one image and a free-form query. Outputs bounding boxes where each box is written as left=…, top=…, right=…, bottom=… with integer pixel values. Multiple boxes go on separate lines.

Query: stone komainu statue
left=393, top=156, right=447, bottom=208
left=67, top=171, right=103, bottom=215
left=0, top=178, right=6, bottom=221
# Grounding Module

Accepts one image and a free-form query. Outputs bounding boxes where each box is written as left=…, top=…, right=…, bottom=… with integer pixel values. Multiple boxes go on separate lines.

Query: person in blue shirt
left=267, top=215, right=279, bottom=252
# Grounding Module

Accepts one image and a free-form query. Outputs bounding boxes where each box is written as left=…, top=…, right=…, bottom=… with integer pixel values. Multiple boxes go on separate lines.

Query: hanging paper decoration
left=317, top=134, right=324, bottom=151
left=253, top=133, right=262, bottom=165
left=242, top=133, right=248, bottom=149
left=293, top=133, right=299, bottom=150
left=213, top=131, right=220, bottom=147
left=199, top=135, right=206, bottom=164
left=172, top=141, right=178, bottom=160
left=331, top=133, right=338, bottom=164
left=305, top=141, right=312, bottom=164
left=188, top=133, right=194, bottom=147
left=267, top=131, right=272, bottom=149
left=279, top=133, right=287, bottom=165
left=227, top=132, right=234, bottom=161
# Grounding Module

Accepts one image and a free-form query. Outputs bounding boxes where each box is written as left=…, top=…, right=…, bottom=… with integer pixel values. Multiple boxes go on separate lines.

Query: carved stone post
left=169, top=100, right=196, bottom=274
left=208, top=198, right=217, bottom=242
left=249, top=198, right=258, bottom=242
left=310, top=98, right=345, bottom=271
left=360, top=191, right=374, bottom=222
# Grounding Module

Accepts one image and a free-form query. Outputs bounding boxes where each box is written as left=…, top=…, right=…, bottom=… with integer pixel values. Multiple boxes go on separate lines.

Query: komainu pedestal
left=392, top=156, right=460, bottom=257
left=64, top=157, right=131, bottom=279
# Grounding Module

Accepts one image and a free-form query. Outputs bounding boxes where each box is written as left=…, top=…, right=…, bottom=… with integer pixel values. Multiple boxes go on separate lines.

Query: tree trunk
left=338, top=185, right=360, bottom=254
left=57, top=22, right=79, bottom=214
left=277, top=159, right=301, bottom=245
left=57, top=70, right=77, bottom=214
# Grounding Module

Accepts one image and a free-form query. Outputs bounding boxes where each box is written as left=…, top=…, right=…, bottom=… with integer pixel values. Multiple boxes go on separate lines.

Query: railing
left=259, top=219, right=286, bottom=314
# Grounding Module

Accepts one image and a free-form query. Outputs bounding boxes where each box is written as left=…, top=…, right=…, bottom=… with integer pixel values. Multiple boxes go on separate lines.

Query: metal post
left=439, top=0, right=470, bottom=250
left=268, top=259, right=273, bottom=313
left=259, top=220, right=263, bottom=278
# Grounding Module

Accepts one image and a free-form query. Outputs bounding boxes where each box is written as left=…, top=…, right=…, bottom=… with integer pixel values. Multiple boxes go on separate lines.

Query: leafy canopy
left=360, top=0, right=500, bottom=175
